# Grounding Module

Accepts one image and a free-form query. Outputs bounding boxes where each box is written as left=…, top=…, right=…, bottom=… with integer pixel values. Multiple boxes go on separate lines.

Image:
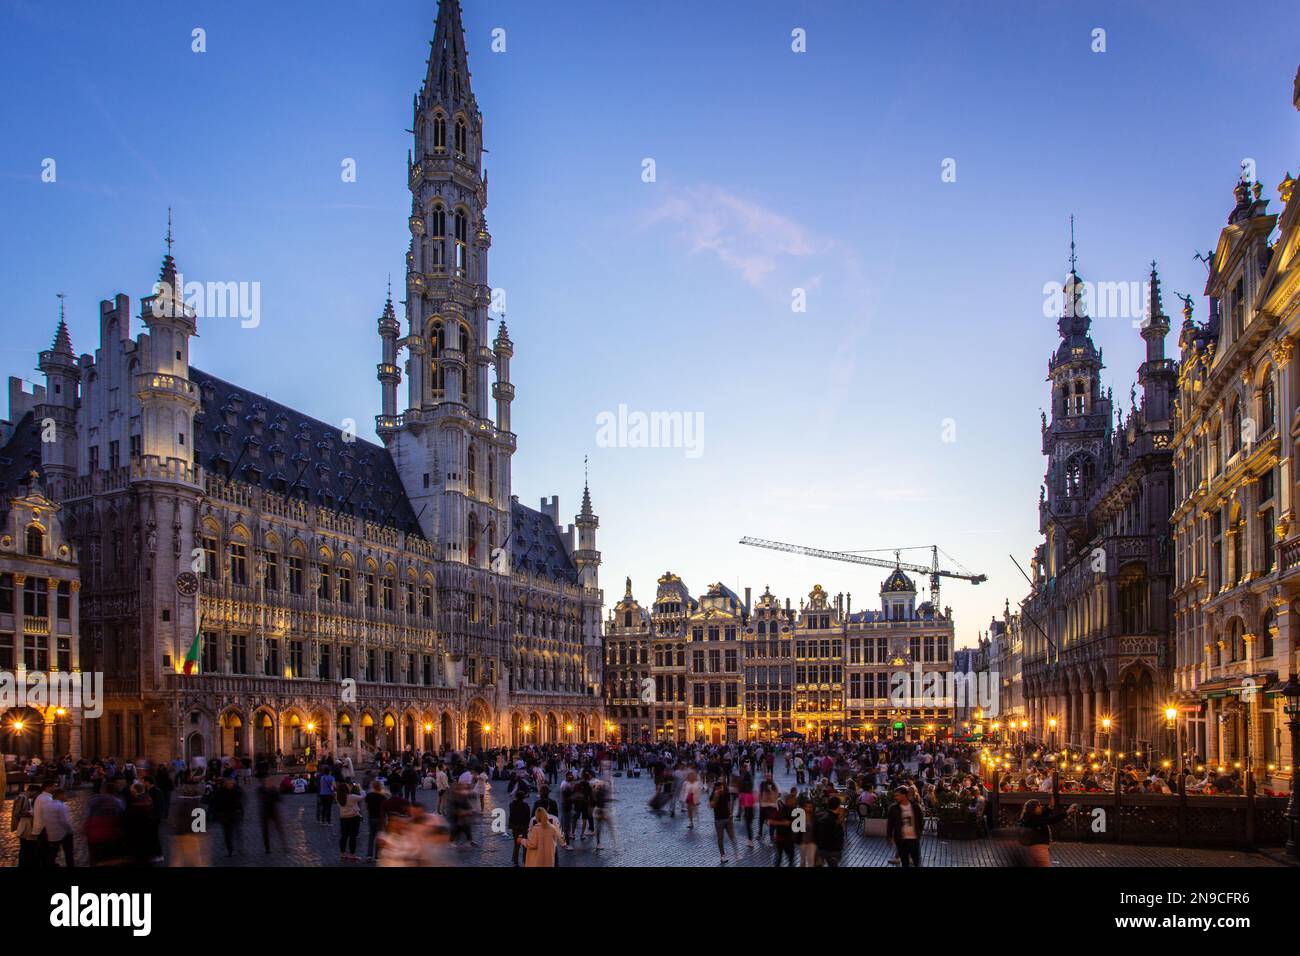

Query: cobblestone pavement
left=1, top=764, right=1285, bottom=868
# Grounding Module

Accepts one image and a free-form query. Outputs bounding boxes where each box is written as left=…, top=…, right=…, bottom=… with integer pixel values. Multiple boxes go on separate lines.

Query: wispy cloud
left=644, top=185, right=832, bottom=288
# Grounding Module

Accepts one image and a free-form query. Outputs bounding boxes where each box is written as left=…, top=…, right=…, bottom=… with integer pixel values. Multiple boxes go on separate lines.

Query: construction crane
left=738, top=537, right=987, bottom=611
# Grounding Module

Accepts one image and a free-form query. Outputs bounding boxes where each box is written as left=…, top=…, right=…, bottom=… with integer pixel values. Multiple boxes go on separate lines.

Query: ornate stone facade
left=1170, top=118, right=1300, bottom=787
left=604, top=570, right=954, bottom=744
left=0, top=0, right=604, bottom=766
left=1020, top=251, right=1176, bottom=758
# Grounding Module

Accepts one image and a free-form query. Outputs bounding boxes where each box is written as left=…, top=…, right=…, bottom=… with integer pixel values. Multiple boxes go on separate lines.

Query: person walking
left=738, top=772, right=756, bottom=847
left=796, top=796, right=817, bottom=867
left=684, top=770, right=701, bottom=830
left=258, top=777, right=286, bottom=855
left=508, top=787, right=531, bottom=866
left=518, top=805, right=565, bottom=867
left=45, top=789, right=75, bottom=867
left=317, top=768, right=336, bottom=825
left=770, top=792, right=796, bottom=867
left=168, top=772, right=207, bottom=867
left=210, top=776, right=244, bottom=858
left=9, top=783, right=41, bottom=867
left=1018, top=798, right=1078, bottom=867
left=336, top=782, right=364, bottom=862
left=886, top=786, right=924, bottom=868
left=814, top=795, right=845, bottom=867
left=364, top=779, right=387, bottom=861
left=709, top=780, right=741, bottom=864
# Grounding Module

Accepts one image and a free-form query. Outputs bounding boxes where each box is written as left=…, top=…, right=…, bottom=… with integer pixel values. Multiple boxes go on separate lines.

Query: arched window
left=467, top=444, right=477, bottom=495
left=1073, top=380, right=1086, bottom=415
left=1261, top=371, right=1276, bottom=434
left=430, top=321, right=446, bottom=394
left=430, top=206, right=447, bottom=269
left=467, top=513, right=479, bottom=565
left=454, top=117, right=466, bottom=154
left=454, top=211, right=469, bottom=276
left=1227, top=618, right=1245, bottom=662
left=1260, top=608, right=1276, bottom=659
left=433, top=113, right=446, bottom=151
left=1064, top=454, right=1094, bottom=498
left=25, top=525, right=44, bottom=557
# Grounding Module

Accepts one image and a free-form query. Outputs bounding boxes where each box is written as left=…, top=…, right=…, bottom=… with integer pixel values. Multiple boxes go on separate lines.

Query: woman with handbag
left=1018, top=797, right=1078, bottom=867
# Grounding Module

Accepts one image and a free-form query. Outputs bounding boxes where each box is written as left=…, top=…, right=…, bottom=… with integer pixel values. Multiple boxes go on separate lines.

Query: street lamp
left=1048, top=716, right=1058, bottom=752
left=1101, top=716, right=1112, bottom=757
left=1163, top=706, right=1178, bottom=773
left=1281, top=673, right=1300, bottom=858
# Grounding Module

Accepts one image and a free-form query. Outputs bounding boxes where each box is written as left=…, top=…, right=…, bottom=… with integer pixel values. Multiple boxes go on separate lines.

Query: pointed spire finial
left=165, top=207, right=173, bottom=256
left=580, top=455, right=594, bottom=518
left=1146, top=259, right=1164, bottom=323
left=50, top=294, right=74, bottom=356
left=1068, top=215, right=1077, bottom=274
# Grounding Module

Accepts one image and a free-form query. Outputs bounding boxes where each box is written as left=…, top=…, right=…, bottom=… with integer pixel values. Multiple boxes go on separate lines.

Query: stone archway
left=220, top=709, right=246, bottom=759
left=1119, top=664, right=1156, bottom=754
left=441, top=711, right=454, bottom=751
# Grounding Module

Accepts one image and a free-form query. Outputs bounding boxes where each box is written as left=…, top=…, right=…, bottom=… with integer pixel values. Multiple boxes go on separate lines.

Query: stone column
left=1274, top=340, right=1295, bottom=528
left=13, top=573, right=25, bottom=676
left=46, top=576, right=60, bottom=672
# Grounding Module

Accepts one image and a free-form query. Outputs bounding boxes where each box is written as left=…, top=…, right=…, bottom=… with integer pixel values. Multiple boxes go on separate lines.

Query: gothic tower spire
left=1040, top=223, right=1110, bottom=576
left=386, top=0, right=510, bottom=568
left=1138, top=261, right=1174, bottom=424
left=37, top=294, right=81, bottom=484
left=423, top=0, right=475, bottom=114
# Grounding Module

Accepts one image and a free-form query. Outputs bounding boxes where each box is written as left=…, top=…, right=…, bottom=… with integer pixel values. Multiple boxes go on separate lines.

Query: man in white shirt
left=435, top=767, right=450, bottom=814
left=43, top=789, right=74, bottom=866
left=30, top=782, right=57, bottom=863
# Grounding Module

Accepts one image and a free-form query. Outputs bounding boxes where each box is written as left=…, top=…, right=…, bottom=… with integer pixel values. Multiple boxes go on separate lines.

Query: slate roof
left=510, top=499, right=579, bottom=584
left=190, top=367, right=423, bottom=536
left=0, top=412, right=40, bottom=501
left=881, top=567, right=916, bottom=593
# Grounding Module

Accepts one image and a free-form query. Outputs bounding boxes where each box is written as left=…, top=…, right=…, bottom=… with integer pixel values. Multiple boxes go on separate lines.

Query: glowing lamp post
left=1280, top=673, right=1300, bottom=858
left=1163, top=706, right=1178, bottom=773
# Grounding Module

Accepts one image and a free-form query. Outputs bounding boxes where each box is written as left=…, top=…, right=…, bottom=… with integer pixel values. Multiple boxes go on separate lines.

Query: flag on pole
left=183, top=622, right=201, bottom=675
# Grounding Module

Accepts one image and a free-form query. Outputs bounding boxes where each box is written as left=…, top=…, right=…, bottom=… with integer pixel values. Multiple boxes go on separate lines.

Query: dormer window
left=25, top=526, right=43, bottom=557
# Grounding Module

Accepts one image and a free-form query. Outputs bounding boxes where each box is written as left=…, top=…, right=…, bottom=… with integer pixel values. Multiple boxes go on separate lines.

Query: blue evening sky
left=1, top=1, right=1296, bottom=644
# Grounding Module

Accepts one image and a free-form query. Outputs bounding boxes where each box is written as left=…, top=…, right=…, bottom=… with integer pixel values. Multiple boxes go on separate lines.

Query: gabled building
left=1021, top=248, right=1176, bottom=757
left=1170, top=85, right=1300, bottom=787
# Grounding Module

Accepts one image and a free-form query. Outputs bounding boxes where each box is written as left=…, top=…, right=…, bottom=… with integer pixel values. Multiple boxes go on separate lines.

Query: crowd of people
left=10, top=735, right=1271, bottom=868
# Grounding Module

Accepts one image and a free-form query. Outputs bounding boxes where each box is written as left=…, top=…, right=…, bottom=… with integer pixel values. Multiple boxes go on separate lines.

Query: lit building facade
left=605, top=569, right=957, bottom=743
left=1020, top=250, right=1176, bottom=757
left=0, top=0, right=604, bottom=765
left=0, top=437, right=83, bottom=761
left=1170, top=101, right=1300, bottom=788
left=844, top=570, right=955, bottom=742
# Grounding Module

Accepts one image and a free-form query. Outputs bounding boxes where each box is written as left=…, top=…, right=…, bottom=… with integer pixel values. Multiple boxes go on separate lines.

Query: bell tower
left=1040, top=222, right=1111, bottom=577
left=382, top=0, right=513, bottom=568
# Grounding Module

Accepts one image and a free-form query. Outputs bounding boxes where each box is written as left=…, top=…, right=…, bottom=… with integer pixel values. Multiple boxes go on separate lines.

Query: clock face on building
left=176, top=571, right=200, bottom=596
